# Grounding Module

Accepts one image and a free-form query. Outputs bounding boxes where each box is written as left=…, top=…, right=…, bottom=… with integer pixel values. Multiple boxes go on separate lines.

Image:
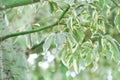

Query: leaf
left=65, top=0, right=74, bottom=5
left=85, top=52, right=92, bottom=65
left=61, top=47, right=73, bottom=69
left=55, top=32, right=66, bottom=48
left=91, top=61, right=98, bottom=72
left=32, top=41, right=44, bottom=53
left=93, top=33, right=102, bottom=53
left=82, top=28, right=92, bottom=44
left=99, top=0, right=105, bottom=8
left=49, top=1, right=54, bottom=13
left=88, top=6, right=96, bottom=17
left=48, top=1, right=58, bottom=13
left=72, top=28, right=84, bottom=44
left=60, top=61, right=68, bottom=73
left=60, top=61, right=68, bottom=80
left=14, top=36, right=26, bottom=50
left=61, top=55, right=73, bottom=69
left=79, top=59, right=86, bottom=71
left=74, top=4, right=84, bottom=16
left=93, top=45, right=100, bottom=62
left=81, top=42, right=93, bottom=65
left=65, top=32, right=77, bottom=48
left=115, top=12, right=120, bottom=31
left=43, top=33, right=54, bottom=52
left=73, top=59, right=78, bottom=74
left=106, top=50, right=112, bottom=61
left=105, top=35, right=120, bottom=61
left=67, top=17, right=73, bottom=31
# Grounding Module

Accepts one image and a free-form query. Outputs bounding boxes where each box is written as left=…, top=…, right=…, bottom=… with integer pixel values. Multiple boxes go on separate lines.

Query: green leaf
left=73, top=59, right=78, bottom=74
left=99, top=0, right=105, bottom=8
left=86, top=53, right=92, bottom=65
left=81, top=42, right=93, bottom=65
left=65, top=32, right=77, bottom=49
left=91, top=61, right=98, bottom=72
left=106, top=50, right=112, bottom=61
left=93, top=45, right=100, bottom=62
left=14, top=36, right=26, bottom=50
left=60, top=61, right=68, bottom=80
left=55, top=32, right=66, bottom=48
left=93, top=33, right=102, bottom=53
left=79, top=59, right=86, bottom=71
left=43, top=33, right=54, bottom=52
left=105, top=35, right=120, bottom=61
left=67, top=17, right=73, bottom=31
left=49, top=1, right=54, bottom=13
left=115, top=12, right=120, bottom=31
left=32, top=41, right=44, bottom=53
left=72, top=28, right=84, bottom=44
left=74, top=5, right=84, bottom=16
left=48, top=1, right=58, bottom=13
left=61, top=55, right=73, bottom=68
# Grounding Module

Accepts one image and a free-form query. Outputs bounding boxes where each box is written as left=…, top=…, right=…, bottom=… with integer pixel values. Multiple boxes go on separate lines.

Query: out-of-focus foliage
left=1, top=0, right=120, bottom=80
left=0, top=5, right=30, bottom=80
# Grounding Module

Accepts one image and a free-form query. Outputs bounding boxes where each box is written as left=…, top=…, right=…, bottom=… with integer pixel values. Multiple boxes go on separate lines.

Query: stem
left=0, top=0, right=40, bottom=10
left=0, top=5, right=70, bottom=42
left=111, top=0, right=120, bottom=7
left=25, top=40, right=44, bottom=57
left=31, top=41, right=44, bottom=50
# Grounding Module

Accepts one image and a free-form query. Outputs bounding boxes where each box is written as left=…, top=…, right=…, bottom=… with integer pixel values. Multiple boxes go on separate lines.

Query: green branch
left=0, top=0, right=40, bottom=10
left=0, top=5, right=70, bottom=42
left=25, top=40, right=44, bottom=57
left=111, top=0, right=120, bottom=8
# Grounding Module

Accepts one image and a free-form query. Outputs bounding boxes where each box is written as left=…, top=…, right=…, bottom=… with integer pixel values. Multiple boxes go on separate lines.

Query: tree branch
left=111, top=0, right=120, bottom=8
left=25, top=40, right=44, bottom=57
left=0, top=5, right=70, bottom=42
left=0, top=0, right=40, bottom=10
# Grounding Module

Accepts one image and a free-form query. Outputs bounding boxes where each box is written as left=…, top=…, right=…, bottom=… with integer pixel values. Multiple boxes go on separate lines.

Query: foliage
left=0, top=0, right=120, bottom=80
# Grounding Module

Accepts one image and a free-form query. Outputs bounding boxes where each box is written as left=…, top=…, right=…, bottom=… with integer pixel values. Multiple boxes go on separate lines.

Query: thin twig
left=0, top=5, right=70, bottom=42
left=111, top=0, right=120, bottom=7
